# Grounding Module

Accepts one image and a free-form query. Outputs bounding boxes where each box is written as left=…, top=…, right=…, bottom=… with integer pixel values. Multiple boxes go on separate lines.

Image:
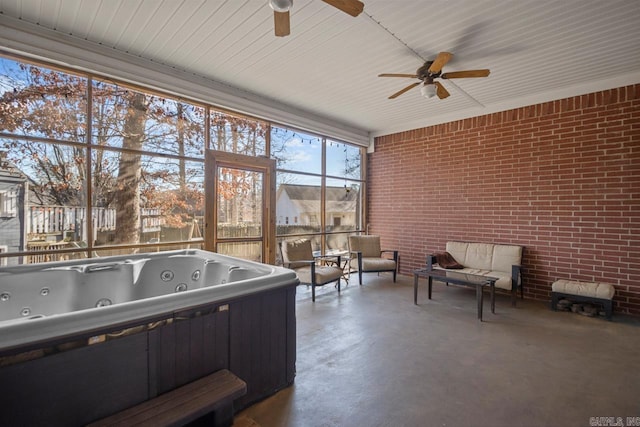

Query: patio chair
left=279, top=239, right=344, bottom=302
left=348, top=235, right=398, bottom=285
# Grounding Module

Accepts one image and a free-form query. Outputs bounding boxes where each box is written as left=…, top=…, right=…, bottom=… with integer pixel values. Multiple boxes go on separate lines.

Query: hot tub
left=0, top=250, right=298, bottom=426
left=0, top=249, right=296, bottom=351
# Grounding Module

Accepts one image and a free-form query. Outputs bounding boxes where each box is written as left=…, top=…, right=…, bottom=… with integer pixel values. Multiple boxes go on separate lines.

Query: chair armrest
left=511, top=264, right=522, bottom=279
left=427, top=254, right=437, bottom=271
left=512, top=264, right=523, bottom=288
left=381, top=250, right=398, bottom=262
left=512, top=264, right=524, bottom=300
left=282, top=259, right=315, bottom=269
left=350, top=250, right=363, bottom=270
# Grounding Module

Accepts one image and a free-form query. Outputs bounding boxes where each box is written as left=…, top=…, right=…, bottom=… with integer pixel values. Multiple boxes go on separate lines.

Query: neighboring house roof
left=0, top=162, right=28, bottom=183
left=0, top=161, right=56, bottom=205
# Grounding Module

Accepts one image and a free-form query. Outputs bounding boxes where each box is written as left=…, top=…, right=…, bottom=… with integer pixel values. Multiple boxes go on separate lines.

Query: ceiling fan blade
left=428, top=52, right=453, bottom=73
left=378, top=73, right=418, bottom=78
left=274, top=11, right=290, bottom=37
left=441, top=69, right=490, bottom=79
left=388, top=82, right=420, bottom=99
left=321, top=0, right=364, bottom=17
left=435, top=82, right=450, bottom=99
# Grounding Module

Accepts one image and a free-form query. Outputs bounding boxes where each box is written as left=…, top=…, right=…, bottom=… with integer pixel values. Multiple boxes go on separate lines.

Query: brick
left=369, top=83, right=640, bottom=316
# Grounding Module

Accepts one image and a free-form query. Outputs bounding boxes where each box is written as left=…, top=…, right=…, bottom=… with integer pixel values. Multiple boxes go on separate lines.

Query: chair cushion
left=281, top=239, right=313, bottom=268
left=353, top=257, right=396, bottom=272
left=295, top=265, right=343, bottom=285
left=349, top=235, right=381, bottom=258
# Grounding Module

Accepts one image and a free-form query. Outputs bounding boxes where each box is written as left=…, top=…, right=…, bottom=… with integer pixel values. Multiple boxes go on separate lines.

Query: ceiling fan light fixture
left=421, top=83, right=437, bottom=98
left=269, top=0, right=292, bottom=12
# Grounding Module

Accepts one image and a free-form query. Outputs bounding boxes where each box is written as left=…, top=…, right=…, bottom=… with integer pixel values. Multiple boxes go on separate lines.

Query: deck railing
left=27, top=205, right=163, bottom=238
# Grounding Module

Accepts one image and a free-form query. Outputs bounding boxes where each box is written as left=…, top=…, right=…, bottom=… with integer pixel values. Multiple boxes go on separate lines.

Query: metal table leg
left=477, top=283, right=483, bottom=321
left=490, top=281, right=495, bottom=314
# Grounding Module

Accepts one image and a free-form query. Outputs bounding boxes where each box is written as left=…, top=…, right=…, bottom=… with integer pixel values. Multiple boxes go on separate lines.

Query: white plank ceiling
left=1, top=0, right=640, bottom=138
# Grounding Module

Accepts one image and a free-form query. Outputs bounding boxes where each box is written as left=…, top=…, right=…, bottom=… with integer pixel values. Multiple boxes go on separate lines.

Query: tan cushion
left=359, top=257, right=396, bottom=272
left=446, top=242, right=522, bottom=275
left=483, top=270, right=512, bottom=290
left=491, top=244, right=523, bottom=273
left=463, top=243, right=494, bottom=270
left=281, top=239, right=313, bottom=268
left=552, top=279, right=615, bottom=300
left=445, top=242, right=468, bottom=266
left=295, top=265, right=343, bottom=285
left=349, top=235, right=381, bottom=258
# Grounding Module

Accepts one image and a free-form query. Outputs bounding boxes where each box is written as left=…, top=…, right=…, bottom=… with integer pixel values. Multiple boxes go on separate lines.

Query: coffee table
left=413, top=268, right=498, bottom=321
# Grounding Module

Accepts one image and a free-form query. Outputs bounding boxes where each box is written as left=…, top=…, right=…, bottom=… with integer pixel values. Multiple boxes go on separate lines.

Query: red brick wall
left=369, top=84, right=640, bottom=315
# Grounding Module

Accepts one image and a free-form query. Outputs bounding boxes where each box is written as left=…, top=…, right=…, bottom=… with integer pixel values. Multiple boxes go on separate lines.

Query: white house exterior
left=275, top=184, right=358, bottom=227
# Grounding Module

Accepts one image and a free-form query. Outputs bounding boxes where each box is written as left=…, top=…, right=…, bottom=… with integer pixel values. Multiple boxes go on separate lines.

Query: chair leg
left=312, top=284, right=316, bottom=302
left=393, top=270, right=397, bottom=282
left=337, top=278, right=341, bottom=294
left=550, top=292, right=559, bottom=311
left=604, top=299, right=613, bottom=320
left=358, top=270, right=363, bottom=285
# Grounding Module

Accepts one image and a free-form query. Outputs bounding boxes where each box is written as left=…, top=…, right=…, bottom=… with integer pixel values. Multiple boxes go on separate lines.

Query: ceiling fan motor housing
left=417, top=61, right=441, bottom=80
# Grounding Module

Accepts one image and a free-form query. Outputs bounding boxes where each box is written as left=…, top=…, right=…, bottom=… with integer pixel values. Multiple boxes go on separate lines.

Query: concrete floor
left=236, top=274, right=640, bottom=427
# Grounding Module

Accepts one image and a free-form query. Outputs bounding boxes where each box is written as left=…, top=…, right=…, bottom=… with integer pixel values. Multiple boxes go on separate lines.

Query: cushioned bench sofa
left=428, top=241, right=524, bottom=305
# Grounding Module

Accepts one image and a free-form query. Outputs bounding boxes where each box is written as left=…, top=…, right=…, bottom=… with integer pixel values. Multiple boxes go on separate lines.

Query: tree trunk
left=230, top=124, right=239, bottom=224
left=113, top=92, right=146, bottom=245
left=177, top=103, right=186, bottom=191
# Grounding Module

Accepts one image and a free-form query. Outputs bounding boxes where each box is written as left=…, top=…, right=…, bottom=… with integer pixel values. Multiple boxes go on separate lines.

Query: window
left=272, top=126, right=365, bottom=259
left=0, top=190, right=17, bottom=218
left=0, top=53, right=365, bottom=265
left=210, top=111, right=267, bottom=155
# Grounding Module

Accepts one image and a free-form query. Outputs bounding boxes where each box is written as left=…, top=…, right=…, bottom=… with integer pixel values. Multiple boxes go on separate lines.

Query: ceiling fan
left=378, top=52, right=490, bottom=99
left=269, top=0, right=364, bottom=37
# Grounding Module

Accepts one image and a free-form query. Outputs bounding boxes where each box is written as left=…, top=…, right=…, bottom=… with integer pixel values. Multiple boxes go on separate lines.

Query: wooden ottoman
left=551, top=279, right=615, bottom=320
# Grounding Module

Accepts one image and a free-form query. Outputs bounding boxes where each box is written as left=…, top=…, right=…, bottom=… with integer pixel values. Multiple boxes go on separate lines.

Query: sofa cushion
left=446, top=242, right=494, bottom=271
left=455, top=268, right=511, bottom=290
left=491, top=244, right=523, bottom=274
left=446, top=242, right=523, bottom=275
left=466, top=243, right=495, bottom=270
left=445, top=242, right=469, bottom=266
left=483, top=270, right=512, bottom=290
